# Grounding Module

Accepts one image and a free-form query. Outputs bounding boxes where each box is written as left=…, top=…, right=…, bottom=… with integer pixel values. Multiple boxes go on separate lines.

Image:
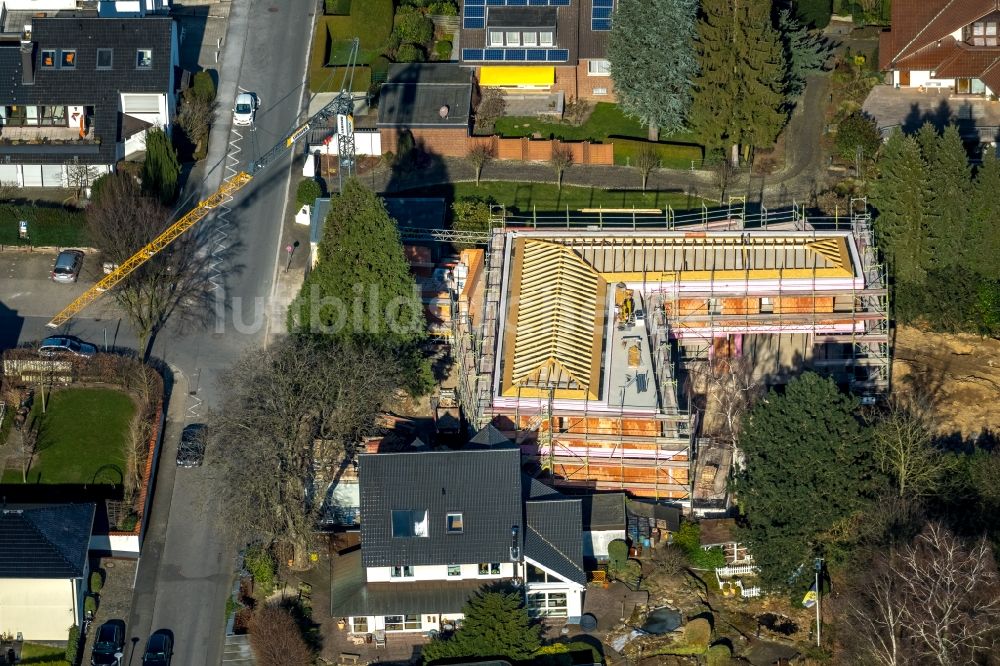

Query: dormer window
left=40, top=50, right=55, bottom=68
left=391, top=509, right=429, bottom=537
left=970, top=21, right=999, bottom=47
left=60, top=50, right=76, bottom=69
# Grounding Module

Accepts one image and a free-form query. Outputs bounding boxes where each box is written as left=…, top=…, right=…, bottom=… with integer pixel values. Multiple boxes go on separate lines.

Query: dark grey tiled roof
left=581, top=493, right=625, bottom=531
left=459, top=0, right=581, bottom=65
left=489, top=7, right=557, bottom=28
left=627, top=500, right=681, bottom=532
left=378, top=64, right=472, bottom=128
left=0, top=16, right=175, bottom=164
left=359, top=447, right=523, bottom=567
left=467, top=424, right=515, bottom=449
left=0, top=503, right=95, bottom=578
left=524, top=499, right=585, bottom=586
left=331, top=549, right=487, bottom=616
left=576, top=0, right=611, bottom=60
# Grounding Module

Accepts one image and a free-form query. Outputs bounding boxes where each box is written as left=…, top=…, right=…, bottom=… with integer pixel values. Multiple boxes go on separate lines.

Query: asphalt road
left=45, top=1, right=318, bottom=664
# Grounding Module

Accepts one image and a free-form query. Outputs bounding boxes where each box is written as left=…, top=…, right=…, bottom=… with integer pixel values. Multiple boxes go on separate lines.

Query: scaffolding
left=450, top=205, right=890, bottom=502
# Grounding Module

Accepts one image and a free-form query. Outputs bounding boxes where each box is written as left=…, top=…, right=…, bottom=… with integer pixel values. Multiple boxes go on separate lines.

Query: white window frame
left=505, top=31, right=520, bottom=46
left=593, top=87, right=608, bottom=95
left=447, top=564, right=461, bottom=577
left=478, top=562, right=501, bottom=576
left=527, top=591, right=568, bottom=617
left=539, top=31, right=553, bottom=47
left=352, top=617, right=368, bottom=633
left=390, top=565, right=415, bottom=578
left=523, top=32, right=537, bottom=46
left=587, top=59, right=610, bottom=76
left=136, top=48, right=153, bottom=69
left=446, top=512, right=464, bottom=533
left=488, top=31, right=504, bottom=46
left=384, top=614, right=421, bottom=631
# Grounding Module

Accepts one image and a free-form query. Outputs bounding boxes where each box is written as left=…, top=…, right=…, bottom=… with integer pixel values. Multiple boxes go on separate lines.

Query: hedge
left=614, top=138, right=704, bottom=170
left=0, top=205, right=88, bottom=247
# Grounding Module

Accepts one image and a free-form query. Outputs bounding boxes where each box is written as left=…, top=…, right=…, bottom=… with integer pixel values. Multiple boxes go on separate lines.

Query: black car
left=176, top=423, right=207, bottom=468
left=91, top=619, right=125, bottom=666
left=141, top=629, right=173, bottom=665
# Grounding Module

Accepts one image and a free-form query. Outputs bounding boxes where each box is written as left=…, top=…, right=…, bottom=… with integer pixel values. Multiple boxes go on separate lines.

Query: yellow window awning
left=479, top=66, right=555, bottom=87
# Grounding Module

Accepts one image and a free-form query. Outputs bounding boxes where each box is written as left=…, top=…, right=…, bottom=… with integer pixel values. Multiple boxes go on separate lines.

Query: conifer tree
left=969, top=152, right=1000, bottom=280
left=691, top=0, right=788, bottom=163
left=777, top=7, right=828, bottom=100
left=608, top=0, right=698, bottom=140
left=924, top=125, right=971, bottom=271
left=871, top=131, right=932, bottom=286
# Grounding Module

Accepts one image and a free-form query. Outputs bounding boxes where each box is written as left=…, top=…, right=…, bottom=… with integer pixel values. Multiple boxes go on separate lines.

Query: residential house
left=459, top=0, right=615, bottom=101
left=378, top=63, right=474, bottom=158
left=0, top=1, right=170, bottom=17
left=331, top=426, right=587, bottom=636
left=879, top=0, right=1000, bottom=95
left=0, top=503, right=95, bottom=641
left=0, top=14, right=177, bottom=188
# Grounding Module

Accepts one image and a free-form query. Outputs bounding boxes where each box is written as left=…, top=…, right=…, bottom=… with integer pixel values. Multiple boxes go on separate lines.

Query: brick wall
left=378, top=130, right=613, bottom=165
left=550, top=62, right=617, bottom=102
left=379, top=127, right=471, bottom=158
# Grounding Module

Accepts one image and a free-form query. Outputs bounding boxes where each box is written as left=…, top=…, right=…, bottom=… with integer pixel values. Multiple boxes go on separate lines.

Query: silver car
left=51, top=249, right=84, bottom=283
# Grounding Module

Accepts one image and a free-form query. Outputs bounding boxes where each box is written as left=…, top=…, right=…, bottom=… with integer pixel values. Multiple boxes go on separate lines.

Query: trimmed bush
left=89, top=570, right=104, bottom=594
left=296, top=178, right=323, bottom=208
left=396, top=43, right=426, bottom=63
left=65, top=624, right=81, bottom=663
left=84, top=594, right=97, bottom=615
left=429, top=1, right=458, bottom=15
left=244, top=545, right=276, bottom=597
left=607, top=539, right=629, bottom=568
left=393, top=8, right=433, bottom=46
left=673, top=522, right=728, bottom=570
left=684, top=618, right=712, bottom=649
left=707, top=643, right=732, bottom=666
left=189, top=71, right=217, bottom=103
left=434, top=40, right=453, bottom=60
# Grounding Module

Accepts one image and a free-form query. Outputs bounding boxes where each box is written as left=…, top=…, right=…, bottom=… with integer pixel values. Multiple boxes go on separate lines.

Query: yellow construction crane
left=47, top=39, right=360, bottom=329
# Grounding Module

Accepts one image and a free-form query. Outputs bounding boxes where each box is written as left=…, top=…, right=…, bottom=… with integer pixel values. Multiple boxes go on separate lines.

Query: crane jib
left=285, top=123, right=310, bottom=147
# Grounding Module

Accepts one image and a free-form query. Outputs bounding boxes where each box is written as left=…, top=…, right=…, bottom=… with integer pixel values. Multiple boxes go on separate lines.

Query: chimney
left=19, top=26, right=33, bottom=86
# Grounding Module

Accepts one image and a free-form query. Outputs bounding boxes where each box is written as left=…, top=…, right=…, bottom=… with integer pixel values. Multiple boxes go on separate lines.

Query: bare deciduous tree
left=247, top=603, right=313, bottom=666
left=178, top=96, right=217, bottom=158
left=66, top=163, right=103, bottom=200
left=550, top=145, right=573, bottom=191
left=873, top=396, right=950, bottom=498
left=634, top=144, right=660, bottom=191
left=123, top=410, right=150, bottom=506
left=694, top=355, right=762, bottom=455
left=212, top=336, right=400, bottom=569
left=843, top=523, right=1000, bottom=666
left=466, top=143, right=493, bottom=186
left=86, top=173, right=212, bottom=360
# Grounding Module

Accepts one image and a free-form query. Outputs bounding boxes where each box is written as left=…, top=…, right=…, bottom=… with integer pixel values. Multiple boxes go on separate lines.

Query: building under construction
left=451, top=204, right=888, bottom=507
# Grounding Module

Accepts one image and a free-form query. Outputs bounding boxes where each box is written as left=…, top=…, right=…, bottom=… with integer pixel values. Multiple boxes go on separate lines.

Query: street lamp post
left=814, top=557, right=824, bottom=648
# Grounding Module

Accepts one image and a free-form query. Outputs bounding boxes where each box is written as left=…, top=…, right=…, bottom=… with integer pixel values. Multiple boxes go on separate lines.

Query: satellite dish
left=439, top=105, right=450, bottom=118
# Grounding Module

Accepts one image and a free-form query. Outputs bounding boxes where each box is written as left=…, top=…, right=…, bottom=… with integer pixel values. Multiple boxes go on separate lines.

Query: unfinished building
left=451, top=208, right=888, bottom=507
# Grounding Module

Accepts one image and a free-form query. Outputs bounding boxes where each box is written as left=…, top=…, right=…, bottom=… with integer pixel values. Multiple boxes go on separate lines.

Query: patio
left=862, top=84, right=1000, bottom=135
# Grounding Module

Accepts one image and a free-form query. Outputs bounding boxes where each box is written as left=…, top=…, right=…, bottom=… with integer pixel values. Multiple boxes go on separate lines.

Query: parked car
left=51, top=249, right=84, bottom=283
left=232, top=92, right=258, bottom=126
left=176, top=423, right=207, bottom=468
left=91, top=620, right=126, bottom=666
left=141, top=629, right=173, bottom=666
left=38, top=335, right=97, bottom=358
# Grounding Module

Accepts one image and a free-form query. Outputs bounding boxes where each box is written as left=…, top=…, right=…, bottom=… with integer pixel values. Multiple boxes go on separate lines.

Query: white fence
left=716, top=564, right=757, bottom=577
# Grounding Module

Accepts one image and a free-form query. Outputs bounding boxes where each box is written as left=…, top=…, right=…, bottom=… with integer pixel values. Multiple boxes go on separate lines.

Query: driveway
left=862, top=85, right=1000, bottom=135
left=0, top=250, right=129, bottom=351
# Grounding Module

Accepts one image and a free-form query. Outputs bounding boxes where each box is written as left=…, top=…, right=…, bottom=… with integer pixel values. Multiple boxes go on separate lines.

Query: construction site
left=450, top=201, right=889, bottom=510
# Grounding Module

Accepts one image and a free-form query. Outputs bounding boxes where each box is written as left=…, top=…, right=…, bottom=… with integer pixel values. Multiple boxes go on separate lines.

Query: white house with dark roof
left=331, top=426, right=586, bottom=635
left=0, top=503, right=95, bottom=641
left=0, top=14, right=177, bottom=187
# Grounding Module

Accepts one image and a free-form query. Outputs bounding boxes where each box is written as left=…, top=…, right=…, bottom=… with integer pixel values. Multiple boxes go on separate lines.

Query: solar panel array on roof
left=462, top=48, right=568, bottom=62
left=592, top=0, right=613, bottom=30
left=465, top=0, right=570, bottom=24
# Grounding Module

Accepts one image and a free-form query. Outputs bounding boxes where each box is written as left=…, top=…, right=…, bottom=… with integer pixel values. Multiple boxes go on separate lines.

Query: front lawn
left=2, top=387, right=135, bottom=486
left=390, top=182, right=706, bottom=216
left=494, top=104, right=705, bottom=169
left=309, top=0, right=394, bottom=92
left=0, top=204, right=88, bottom=247
left=18, top=643, right=68, bottom=665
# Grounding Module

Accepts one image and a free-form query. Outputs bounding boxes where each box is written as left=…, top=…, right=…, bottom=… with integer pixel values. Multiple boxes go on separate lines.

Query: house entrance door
left=899, top=70, right=910, bottom=86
